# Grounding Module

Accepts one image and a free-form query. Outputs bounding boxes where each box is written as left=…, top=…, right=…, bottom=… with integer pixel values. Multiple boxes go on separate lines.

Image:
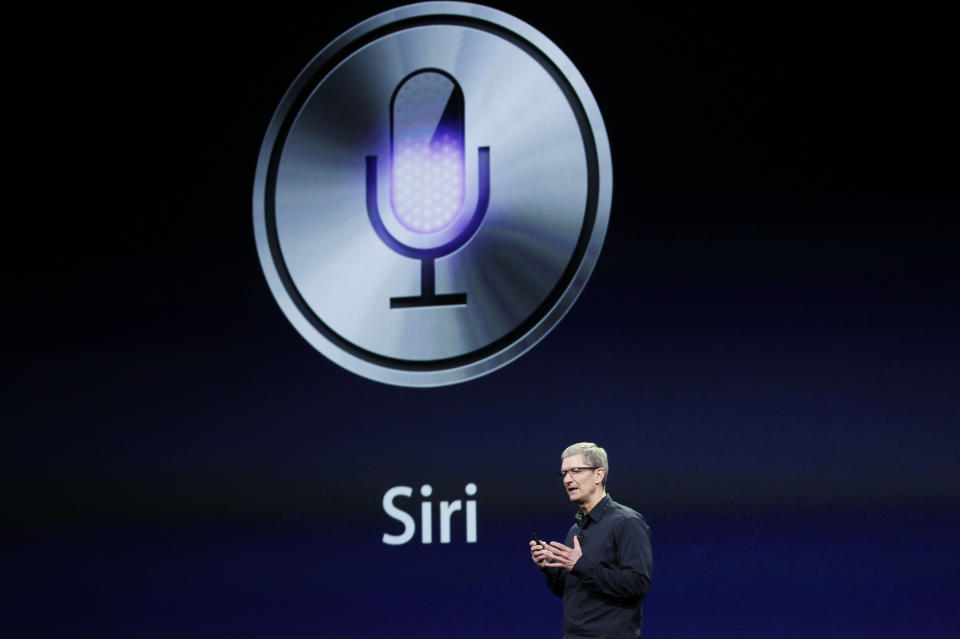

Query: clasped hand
left=529, top=536, right=582, bottom=571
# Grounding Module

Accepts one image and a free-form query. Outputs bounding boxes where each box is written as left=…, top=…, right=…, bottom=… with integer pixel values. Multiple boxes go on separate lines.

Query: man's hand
left=542, top=536, right=583, bottom=572
left=529, top=540, right=551, bottom=567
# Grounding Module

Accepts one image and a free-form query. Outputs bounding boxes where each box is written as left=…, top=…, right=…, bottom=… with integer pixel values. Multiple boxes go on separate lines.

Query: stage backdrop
left=6, top=3, right=958, bottom=637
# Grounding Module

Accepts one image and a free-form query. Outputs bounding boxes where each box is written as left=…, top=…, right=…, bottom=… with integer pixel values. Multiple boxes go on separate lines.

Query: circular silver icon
left=253, top=2, right=612, bottom=386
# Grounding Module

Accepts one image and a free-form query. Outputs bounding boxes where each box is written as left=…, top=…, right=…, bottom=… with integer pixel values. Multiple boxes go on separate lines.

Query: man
left=530, top=442, right=653, bottom=638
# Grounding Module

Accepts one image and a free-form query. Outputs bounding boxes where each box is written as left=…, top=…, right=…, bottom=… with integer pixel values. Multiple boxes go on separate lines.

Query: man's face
left=561, top=453, right=602, bottom=506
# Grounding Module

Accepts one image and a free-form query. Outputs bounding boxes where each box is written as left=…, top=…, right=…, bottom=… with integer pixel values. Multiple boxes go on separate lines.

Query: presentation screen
left=6, top=3, right=957, bottom=638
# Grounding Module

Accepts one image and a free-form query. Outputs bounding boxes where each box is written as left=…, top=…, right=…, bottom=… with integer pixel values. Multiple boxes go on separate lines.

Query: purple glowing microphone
left=366, top=69, right=490, bottom=309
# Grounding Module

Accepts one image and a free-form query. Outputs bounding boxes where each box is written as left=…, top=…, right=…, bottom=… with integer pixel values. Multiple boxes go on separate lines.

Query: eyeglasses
left=558, top=466, right=599, bottom=479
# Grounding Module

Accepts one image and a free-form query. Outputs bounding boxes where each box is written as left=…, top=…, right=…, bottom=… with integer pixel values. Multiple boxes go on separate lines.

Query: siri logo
left=382, top=483, right=478, bottom=545
left=366, top=68, right=490, bottom=308
left=253, top=2, right=612, bottom=386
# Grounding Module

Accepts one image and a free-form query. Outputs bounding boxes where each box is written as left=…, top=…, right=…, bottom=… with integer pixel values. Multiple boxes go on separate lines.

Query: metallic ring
left=253, top=2, right=612, bottom=386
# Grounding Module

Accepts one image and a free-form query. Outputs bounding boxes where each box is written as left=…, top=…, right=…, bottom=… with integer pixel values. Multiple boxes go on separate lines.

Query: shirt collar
left=576, top=494, right=611, bottom=525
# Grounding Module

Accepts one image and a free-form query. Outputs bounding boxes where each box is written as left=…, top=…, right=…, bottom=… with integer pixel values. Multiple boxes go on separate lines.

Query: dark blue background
left=6, top=3, right=958, bottom=637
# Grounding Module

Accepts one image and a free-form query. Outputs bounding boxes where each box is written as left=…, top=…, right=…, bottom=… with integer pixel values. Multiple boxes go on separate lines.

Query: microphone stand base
left=390, top=293, right=467, bottom=309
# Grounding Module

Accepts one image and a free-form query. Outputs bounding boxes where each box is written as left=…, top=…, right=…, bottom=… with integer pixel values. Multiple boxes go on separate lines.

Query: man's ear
left=595, top=468, right=605, bottom=486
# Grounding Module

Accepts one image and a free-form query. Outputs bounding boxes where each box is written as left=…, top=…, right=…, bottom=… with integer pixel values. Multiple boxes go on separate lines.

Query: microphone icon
left=255, top=3, right=612, bottom=385
left=366, top=69, right=490, bottom=308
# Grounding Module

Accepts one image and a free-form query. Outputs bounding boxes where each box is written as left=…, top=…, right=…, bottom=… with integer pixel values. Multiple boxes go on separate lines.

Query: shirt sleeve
left=542, top=565, right=565, bottom=597
left=569, top=516, right=652, bottom=600
left=540, top=522, right=579, bottom=598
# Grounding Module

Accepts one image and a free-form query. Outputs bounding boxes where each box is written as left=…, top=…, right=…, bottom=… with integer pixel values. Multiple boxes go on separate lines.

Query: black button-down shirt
left=543, top=495, right=653, bottom=638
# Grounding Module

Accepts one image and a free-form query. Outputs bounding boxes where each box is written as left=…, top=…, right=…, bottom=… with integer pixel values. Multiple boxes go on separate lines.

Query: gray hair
left=561, top=442, right=609, bottom=486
